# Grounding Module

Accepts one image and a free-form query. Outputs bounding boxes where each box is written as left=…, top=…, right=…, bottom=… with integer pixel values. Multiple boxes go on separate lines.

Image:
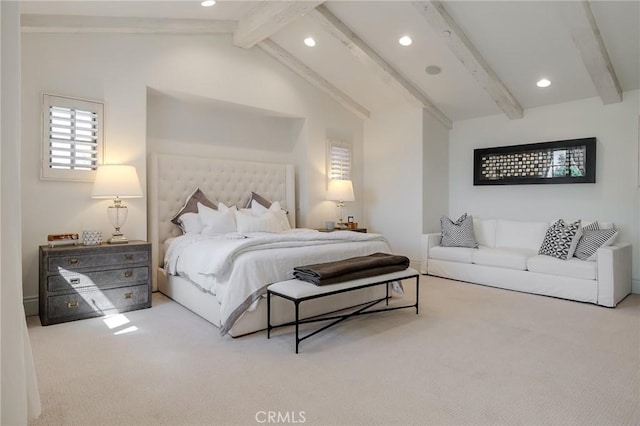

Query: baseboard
left=632, top=278, right=640, bottom=294
left=23, top=295, right=39, bottom=317
left=409, top=259, right=420, bottom=272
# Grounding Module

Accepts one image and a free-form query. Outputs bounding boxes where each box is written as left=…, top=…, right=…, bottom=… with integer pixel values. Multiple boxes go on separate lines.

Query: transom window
left=41, top=93, right=104, bottom=181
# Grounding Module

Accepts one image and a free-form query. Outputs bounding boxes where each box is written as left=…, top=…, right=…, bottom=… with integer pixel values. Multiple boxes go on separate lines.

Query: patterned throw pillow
left=582, top=221, right=600, bottom=232
left=574, top=228, right=618, bottom=261
left=440, top=213, right=478, bottom=248
left=538, top=219, right=581, bottom=260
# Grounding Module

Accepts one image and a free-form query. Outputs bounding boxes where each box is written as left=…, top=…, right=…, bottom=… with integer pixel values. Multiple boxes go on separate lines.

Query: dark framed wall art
left=474, top=137, right=596, bottom=186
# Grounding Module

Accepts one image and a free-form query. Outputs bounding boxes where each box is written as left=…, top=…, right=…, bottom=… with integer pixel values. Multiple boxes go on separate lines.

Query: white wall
left=1, top=2, right=40, bottom=423
left=363, top=103, right=424, bottom=265
left=20, top=33, right=364, bottom=312
left=449, top=90, right=640, bottom=292
left=422, top=108, right=450, bottom=234
left=146, top=89, right=302, bottom=168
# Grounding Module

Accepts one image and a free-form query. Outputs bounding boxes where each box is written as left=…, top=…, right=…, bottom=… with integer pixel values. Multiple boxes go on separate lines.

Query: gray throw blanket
left=293, top=252, right=410, bottom=286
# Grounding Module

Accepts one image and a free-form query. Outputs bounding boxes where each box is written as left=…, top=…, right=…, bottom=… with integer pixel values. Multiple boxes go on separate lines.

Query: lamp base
left=108, top=233, right=129, bottom=244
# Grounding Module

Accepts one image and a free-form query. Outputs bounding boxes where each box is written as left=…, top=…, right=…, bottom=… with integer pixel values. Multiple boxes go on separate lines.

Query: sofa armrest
left=420, top=233, right=441, bottom=274
left=596, top=242, right=632, bottom=307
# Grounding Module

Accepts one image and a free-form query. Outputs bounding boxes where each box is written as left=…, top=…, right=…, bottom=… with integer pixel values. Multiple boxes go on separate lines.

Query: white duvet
left=164, top=229, right=391, bottom=334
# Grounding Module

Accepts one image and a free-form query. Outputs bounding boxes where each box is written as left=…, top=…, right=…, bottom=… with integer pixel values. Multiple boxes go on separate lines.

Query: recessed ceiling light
left=304, top=37, right=316, bottom=47
left=201, top=0, right=216, bottom=7
left=425, top=65, right=442, bottom=75
left=399, top=36, right=413, bottom=46
left=536, top=78, right=551, bottom=88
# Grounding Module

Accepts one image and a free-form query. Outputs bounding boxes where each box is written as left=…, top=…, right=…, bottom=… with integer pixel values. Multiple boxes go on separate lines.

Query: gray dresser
left=39, top=241, right=151, bottom=326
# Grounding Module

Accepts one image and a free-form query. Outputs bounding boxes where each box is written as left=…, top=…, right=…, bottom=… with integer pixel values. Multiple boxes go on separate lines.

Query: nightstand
left=39, top=241, right=151, bottom=326
left=316, top=228, right=367, bottom=233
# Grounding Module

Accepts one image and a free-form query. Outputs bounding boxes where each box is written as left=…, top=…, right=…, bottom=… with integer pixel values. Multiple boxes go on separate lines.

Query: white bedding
left=164, top=229, right=391, bottom=334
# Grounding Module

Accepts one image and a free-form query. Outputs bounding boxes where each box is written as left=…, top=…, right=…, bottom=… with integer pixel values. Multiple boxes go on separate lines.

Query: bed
left=148, top=152, right=392, bottom=336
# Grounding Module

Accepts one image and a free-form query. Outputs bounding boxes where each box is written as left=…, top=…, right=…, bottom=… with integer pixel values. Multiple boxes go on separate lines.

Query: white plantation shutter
left=42, top=94, right=104, bottom=181
left=328, top=140, right=351, bottom=181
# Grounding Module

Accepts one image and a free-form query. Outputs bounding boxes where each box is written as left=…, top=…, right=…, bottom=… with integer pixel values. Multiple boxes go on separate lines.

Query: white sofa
left=421, top=218, right=632, bottom=307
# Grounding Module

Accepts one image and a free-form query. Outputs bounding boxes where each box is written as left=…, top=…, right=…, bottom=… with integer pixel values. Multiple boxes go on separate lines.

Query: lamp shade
left=326, top=179, right=354, bottom=202
left=91, top=165, right=143, bottom=199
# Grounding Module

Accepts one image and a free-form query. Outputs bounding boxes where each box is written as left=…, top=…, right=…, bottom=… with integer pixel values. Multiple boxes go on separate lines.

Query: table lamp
left=91, top=164, right=143, bottom=244
left=326, top=179, right=354, bottom=227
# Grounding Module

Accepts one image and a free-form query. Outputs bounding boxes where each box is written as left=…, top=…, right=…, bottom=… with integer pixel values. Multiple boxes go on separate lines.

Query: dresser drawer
left=47, top=284, right=150, bottom=321
left=47, top=249, right=149, bottom=272
left=47, top=266, right=149, bottom=292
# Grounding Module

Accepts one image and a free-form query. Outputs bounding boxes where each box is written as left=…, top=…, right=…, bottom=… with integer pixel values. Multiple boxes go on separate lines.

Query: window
left=327, top=139, right=351, bottom=181
left=41, top=93, right=104, bottom=181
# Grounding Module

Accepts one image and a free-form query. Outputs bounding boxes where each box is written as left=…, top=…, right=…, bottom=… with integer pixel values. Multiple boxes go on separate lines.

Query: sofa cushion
left=429, top=245, right=475, bottom=264
left=473, top=218, right=496, bottom=248
left=472, top=246, right=535, bottom=271
left=440, top=214, right=478, bottom=248
left=527, top=255, right=597, bottom=280
left=495, top=219, right=549, bottom=251
left=538, top=219, right=582, bottom=260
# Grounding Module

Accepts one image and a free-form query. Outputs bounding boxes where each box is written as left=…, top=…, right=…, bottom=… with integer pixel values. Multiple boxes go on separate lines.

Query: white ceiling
left=20, top=1, right=640, bottom=126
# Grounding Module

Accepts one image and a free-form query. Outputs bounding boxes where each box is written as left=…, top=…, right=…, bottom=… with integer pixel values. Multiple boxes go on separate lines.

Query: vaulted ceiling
left=21, top=1, right=640, bottom=128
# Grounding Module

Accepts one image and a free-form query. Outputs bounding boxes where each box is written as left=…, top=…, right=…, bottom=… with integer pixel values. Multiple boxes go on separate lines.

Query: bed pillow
left=251, top=200, right=291, bottom=231
left=245, top=191, right=272, bottom=209
left=574, top=227, right=618, bottom=261
left=236, top=208, right=284, bottom=233
left=538, top=219, right=582, bottom=260
left=177, top=212, right=202, bottom=234
left=440, top=213, right=478, bottom=248
left=245, top=191, right=290, bottom=214
left=198, top=202, right=237, bottom=235
left=170, top=187, right=217, bottom=229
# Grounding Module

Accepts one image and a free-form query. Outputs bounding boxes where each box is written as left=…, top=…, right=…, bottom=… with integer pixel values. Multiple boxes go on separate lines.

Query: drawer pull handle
left=67, top=300, right=78, bottom=308
left=68, top=258, right=79, bottom=265
left=124, top=254, right=134, bottom=261
left=124, top=270, right=133, bottom=278
left=124, top=292, right=133, bottom=299
left=70, top=278, right=80, bottom=284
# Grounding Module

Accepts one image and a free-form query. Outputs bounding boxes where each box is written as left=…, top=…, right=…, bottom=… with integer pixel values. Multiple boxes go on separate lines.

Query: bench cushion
left=268, top=268, right=419, bottom=299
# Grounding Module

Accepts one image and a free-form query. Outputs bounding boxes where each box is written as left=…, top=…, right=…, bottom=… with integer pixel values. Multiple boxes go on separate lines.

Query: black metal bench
left=267, top=268, right=420, bottom=353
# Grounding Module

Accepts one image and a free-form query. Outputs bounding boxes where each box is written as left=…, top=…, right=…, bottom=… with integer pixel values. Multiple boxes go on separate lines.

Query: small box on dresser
left=39, top=241, right=151, bottom=326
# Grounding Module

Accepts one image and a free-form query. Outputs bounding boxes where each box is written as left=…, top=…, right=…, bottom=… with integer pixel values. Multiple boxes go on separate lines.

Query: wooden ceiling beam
left=556, top=0, right=622, bottom=104
left=310, top=5, right=451, bottom=129
left=412, top=1, right=523, bottom=120
left=258, top=39, right=370, bottom=120
left=21, top=14, right=236, bottom=34
left=233, top=1, right=324, bottom=49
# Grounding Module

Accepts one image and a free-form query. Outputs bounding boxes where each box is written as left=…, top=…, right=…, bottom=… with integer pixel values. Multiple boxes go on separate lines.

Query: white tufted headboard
left=147, top=152, right=296, bottom=290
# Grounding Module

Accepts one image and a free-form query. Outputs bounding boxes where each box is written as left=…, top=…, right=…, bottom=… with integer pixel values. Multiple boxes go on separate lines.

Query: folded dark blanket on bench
left=293, top=252, right=410, bottom=286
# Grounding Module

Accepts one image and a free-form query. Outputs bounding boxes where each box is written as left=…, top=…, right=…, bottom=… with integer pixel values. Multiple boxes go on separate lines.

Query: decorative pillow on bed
left=538, top=219, right=582, bottom=260
left=236, top=207, right=284, bottom=233
left=170, top=187, right=217, bottom=230
left=177, top=212, right=203, bottom=234
left=250, top=200, right=291, bottom=231
left=245, top=191, right=290, bottom=214
left=198, top=202, right=237, bottom=235
left=440, top=213, right=478, bottom=248
left=245, top=192, right=272, bottom=209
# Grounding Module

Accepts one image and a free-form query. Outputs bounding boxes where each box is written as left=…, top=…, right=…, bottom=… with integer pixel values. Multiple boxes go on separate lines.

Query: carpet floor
left=27, top=276, right=640, bottom=426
